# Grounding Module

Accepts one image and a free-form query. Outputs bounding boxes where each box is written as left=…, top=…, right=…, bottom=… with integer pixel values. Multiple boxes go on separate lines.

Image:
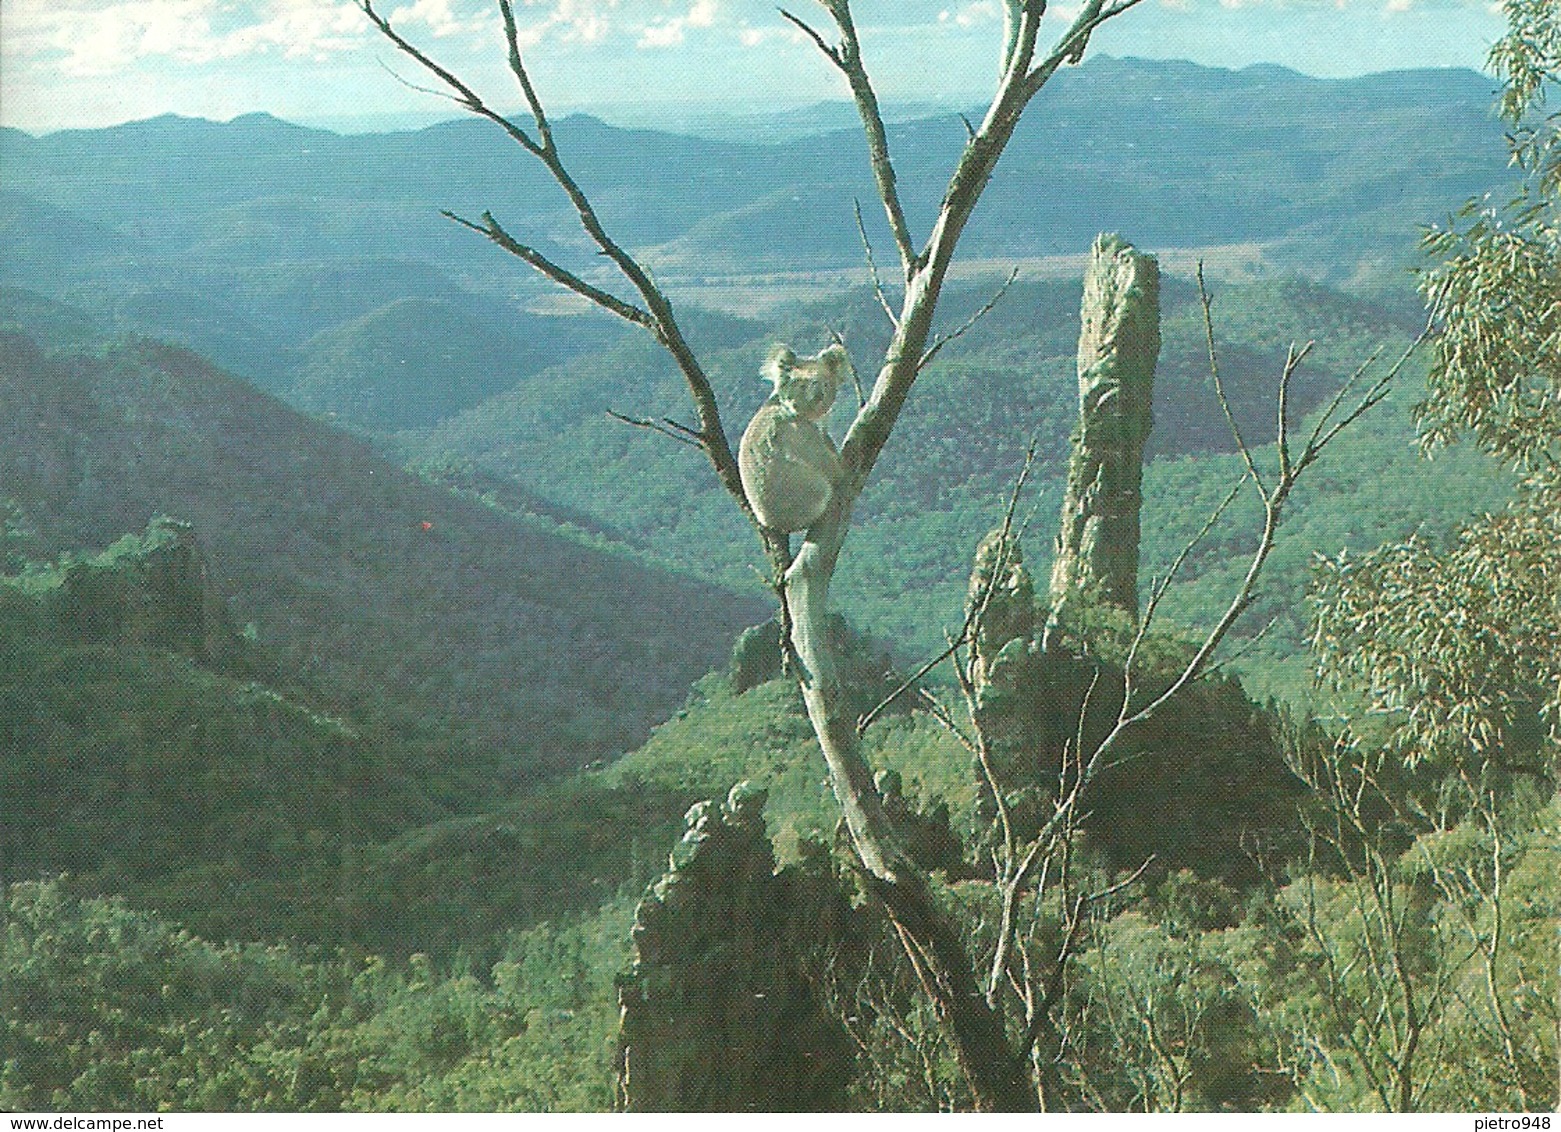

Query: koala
left=738, top=343, right=848, bottom=533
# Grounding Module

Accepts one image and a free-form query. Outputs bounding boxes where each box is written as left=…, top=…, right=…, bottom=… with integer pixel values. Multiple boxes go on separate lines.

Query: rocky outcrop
left=616, top=782, right=856, bottom=1112
left=1048, top=234, right=1160, bottom=628
left=729, top=618, right=787, bottom=693
left=727, top=614, right=902, bottom=719
left=965, top=528, right=1037, bottom=701
left=51, top=516, right=241, bottom=667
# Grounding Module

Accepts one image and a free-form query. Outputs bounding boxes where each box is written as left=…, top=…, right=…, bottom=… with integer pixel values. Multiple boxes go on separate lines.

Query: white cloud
left=952, top=1, right=1001, bottom=27
left=543, top=0, right=614, bottom=42
left=3, top=0, right=371, bottom=75
left=637, top=0, right=719, bottom=48
left=226, top=0, right=373, bottom=58
left=15, top=1, right=213, bottom=75
left=638, top=20, right=684, bottom=45
left=0, top=0, right=652, bottom=77
left=390, top=0, right=467, bottom=36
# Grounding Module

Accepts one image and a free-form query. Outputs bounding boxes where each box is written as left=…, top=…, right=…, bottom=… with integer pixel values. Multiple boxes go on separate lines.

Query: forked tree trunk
left=785, top=502, right=1037, bottom=1112
left=360, top=0, right=1220, bottom=1113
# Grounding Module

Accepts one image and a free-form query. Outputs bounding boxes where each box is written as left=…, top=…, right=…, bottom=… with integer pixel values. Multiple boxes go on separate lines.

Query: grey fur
left=739, top=344, right=848, bottom=532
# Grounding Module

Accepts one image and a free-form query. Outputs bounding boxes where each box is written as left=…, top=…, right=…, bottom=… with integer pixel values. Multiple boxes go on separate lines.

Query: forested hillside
left=408, top=271, right=1507, bottom=695
left=0, top=318, right=765, bottom=770
left=1, top=33, right=1553, bottom=1117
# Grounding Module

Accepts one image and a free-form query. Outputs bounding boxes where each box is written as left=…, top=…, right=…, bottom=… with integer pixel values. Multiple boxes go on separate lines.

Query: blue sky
left=1, top=0, right=1509, bottom=133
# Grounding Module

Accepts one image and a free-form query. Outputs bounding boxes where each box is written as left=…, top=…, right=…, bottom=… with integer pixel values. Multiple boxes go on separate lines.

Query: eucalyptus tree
left=1300, top=3, right=1560, bottom=1108
left=1313, top=0, right=1559, bottom=774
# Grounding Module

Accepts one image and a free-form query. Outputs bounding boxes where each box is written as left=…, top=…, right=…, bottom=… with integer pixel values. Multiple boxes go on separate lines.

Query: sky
left=0, top=0, right=1510, bottom=134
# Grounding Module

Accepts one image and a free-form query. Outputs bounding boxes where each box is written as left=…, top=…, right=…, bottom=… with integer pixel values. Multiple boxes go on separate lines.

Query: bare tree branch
left=444, top=210, right=653, bottom=328
left=791, top=2, right=919, bottom=276
left=831, top=328, right=869, bottom=408
left=858, top=638, right=962, bottom=738
left=995, top=302, right=1412, bottom=993
left=856, top=436, right=1039, bottom=735
left=854, top=199, right=900, bottom=329
left=605, top=409, right=705, bottom=449
left=360, top=0, right=1153, bottom=1110
left=778, top=7, right=838, bottom=60
left=497, top=0, right=554, bottom=149
left=1198, top=263, right=1267, bottom=495
left=358, top=0, right=782, bottom=564
left=1198, top=614, right=1281, bottom=678
left=1122, top=475, right=1245, bottom=692
left=1276, top=340, right=1315, bottom=478
left=1111, top=314, right=1421, bottom=757
left=835, top=0, right=1141, bottom=491
left=920, top=267, right=1021, bottom=370
left=1022, top=0, right=1151, bottom=98
left=358, top=1, right=542, bottom=154
left=918, top=686, right=982, bottom=757
left=376, top=59, right=467, bottom=106
left=1300, top=325, right=1431, bottom=467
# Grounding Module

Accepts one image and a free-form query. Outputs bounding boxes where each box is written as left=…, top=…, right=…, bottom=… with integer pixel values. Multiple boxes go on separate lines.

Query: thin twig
left=359, top=1, right=543, bottom=157
left=777, top=7, right=839, bottom=64
left=1302, top=347, right=1385, bottom=460
left=859, top=639, right=964, bottom=736
left=1021, top=0, right=1150, bottom=98
left=1276, top=340, right=1315, bottom=478
left=1069, top=666, right=1102, bottom=796
left=497, top=0, right=554, bottom=150
left=918, top=687, right=981, bottom=756
left=920, top=267, right=1021, bottom=370
left=1123, top=476, right=1244, bottom=690
left=1301, top=326, right=1431, bottom=468
left=606, top=409, right=704, bottom=449
left=854, top=199, right=900, bottom=329
left=788, top=2, right=918, bottom=275
left=359, top=0, right=753, bottom=530
left=825, top=327, right=868, bottom=408
left=1085, top=854, right=1156, bottom=906
left=1197, top=264, right=1266, bottom=497
left=856, top=435, right=1039, bottom=734
left=1200, top=614, right=1280, bottom=677
left=376, top=59, right=464, bottom=105
left=444, top=211, right=653, bottom=328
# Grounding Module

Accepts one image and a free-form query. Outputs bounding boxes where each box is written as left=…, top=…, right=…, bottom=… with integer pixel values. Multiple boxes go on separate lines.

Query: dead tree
left=353, top=0, right=1414, bottom=1109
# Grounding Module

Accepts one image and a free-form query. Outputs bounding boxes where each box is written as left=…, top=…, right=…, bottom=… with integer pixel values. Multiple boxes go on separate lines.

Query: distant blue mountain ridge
left=0, top=54, right=1510, bottom=430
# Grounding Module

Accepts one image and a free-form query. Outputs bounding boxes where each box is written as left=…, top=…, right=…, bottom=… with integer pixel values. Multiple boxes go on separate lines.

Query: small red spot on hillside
left=420, top=521, right=433, bottom=532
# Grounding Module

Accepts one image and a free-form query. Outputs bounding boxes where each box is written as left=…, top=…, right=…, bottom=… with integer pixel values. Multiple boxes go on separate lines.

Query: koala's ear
left=762, top=344, right=796, bottom=385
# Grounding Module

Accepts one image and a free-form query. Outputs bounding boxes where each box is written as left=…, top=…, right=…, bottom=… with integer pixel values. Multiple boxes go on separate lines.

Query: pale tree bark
left=769, top=2, right=1160, bottom=1107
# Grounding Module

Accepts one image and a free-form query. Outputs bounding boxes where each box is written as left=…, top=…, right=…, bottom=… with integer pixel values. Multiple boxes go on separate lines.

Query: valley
left=1, top=48, right=1553, bottom=1114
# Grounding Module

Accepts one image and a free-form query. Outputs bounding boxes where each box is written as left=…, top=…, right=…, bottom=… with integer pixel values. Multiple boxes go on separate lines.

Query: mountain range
left=0, top=56, right=1512, bottom=435
left=4, top=46, right=1552, bottom=1113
